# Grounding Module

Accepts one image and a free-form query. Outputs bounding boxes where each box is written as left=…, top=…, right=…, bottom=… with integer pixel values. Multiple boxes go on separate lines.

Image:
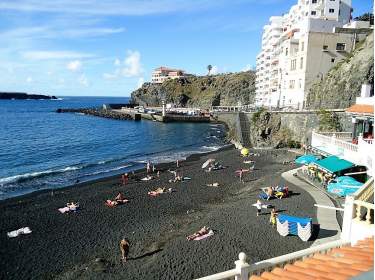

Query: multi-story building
left=255, top=0, right=358, bottom=109
left=151, top=66, right=185, bottom=84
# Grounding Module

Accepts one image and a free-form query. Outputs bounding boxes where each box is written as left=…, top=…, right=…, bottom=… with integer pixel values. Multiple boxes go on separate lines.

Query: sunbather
left=187, top=226, right=210, bottom=240
left=67, top=202, right=79, bottom=211
left=148, top=187, right=172, bottom=196
left=141, top=175, right=154, bottom=181
left=106, top=193, right=129, bottom=207
left=269, top=208, right=278, bottom=227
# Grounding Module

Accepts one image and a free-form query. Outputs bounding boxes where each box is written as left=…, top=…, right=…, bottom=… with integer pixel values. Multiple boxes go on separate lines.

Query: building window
left=300, top=42, right=304, bottom=52
left=323, top=45, right=328, bottom=50
left=336, top=43, right=346, bottom=51
left=312, top=0, right=317, bottom=3
left=331, top=58, right=335, bottom=63
left=300, top=57, right=304, bottom=69
left=285, top=48, right=289, bottom=56
left=290, top=59, right=297, bottom=70
left=329, top=8, right=334, bottom=13
left=311, top=11, right=316, bottom=15
left=299, top=79, right=302, bottom=89
left=289, top=80, right=295, bottom=89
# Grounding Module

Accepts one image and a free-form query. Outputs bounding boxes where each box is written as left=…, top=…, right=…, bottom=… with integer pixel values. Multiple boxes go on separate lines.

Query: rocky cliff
left=306, top=32, right=374, bottom=109
left=130, top=71, right=256, bottom=108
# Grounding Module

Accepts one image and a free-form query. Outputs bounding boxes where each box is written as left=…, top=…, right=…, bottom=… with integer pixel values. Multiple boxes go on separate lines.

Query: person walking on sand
left=176, top=159, right=179, bottom=168
left=255, top=199, right=262, bottom=216
left=146, top=161, right=151, bottom=174
left=120, top=238, right=130, bottom=263
left=239, top=169, right=244, bottom=183
left=122, top=173, right=129, bottom=185
left=270, top=208, right=278, bottom=227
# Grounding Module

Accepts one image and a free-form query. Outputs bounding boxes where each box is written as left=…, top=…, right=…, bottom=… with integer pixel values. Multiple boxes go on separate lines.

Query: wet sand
left=0, top=147, right=319, bottom=280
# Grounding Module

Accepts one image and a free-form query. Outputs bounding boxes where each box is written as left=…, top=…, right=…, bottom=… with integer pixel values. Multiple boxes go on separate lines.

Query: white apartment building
left=255, top=0, right=356, bottom=109
left=151, top=66, right=186, bottom=84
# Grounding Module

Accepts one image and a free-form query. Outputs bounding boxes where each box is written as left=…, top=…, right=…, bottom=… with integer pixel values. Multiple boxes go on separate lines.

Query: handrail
left=247, top=239, right=349, bottom=275
left=353, top=178, right=374, bottom=202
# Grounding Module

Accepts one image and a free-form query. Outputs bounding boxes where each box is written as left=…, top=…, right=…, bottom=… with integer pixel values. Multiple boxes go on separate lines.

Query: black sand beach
left=0, top=147, right=319, bottom=279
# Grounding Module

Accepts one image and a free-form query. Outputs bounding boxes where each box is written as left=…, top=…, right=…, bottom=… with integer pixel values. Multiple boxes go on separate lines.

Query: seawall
left=216, top=110, right=351, bottom=148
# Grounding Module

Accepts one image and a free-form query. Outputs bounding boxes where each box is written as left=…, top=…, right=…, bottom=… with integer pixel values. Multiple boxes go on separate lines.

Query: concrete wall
left=216, top=110, right=352, bottom=148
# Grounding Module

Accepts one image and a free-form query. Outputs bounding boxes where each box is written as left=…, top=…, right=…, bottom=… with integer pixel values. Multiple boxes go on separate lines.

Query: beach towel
left=206, top=183, right=219, bottom=187
left=148, top=188, right=173, bottom=197
left=252, top=203, right=272, bottom=209
left=192, top=229, right=214, bottom=240
left=58, top=207, right=71, bottom=213
left=141, top=176, right=154, bottom=181
left=7, top=227, right=32, bottom=238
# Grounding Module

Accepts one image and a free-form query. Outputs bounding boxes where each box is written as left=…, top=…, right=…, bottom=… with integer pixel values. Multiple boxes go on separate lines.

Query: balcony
left=311, top=131, right=374, bottom=175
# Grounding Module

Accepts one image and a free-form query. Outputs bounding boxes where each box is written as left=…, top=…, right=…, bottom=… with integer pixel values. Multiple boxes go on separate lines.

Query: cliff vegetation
left=131, top=71, right=256, bottom=108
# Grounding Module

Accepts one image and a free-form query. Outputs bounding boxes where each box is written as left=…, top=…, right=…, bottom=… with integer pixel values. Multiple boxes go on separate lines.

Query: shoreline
left=0, top=144, right=233, bottom=204
left=0, top=147, right=321, bottom=279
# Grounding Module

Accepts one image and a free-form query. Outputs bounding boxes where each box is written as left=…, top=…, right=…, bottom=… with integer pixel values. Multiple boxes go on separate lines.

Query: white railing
left=354, top=200, right=374, bottom=224
left=353, top=178, right=374, bottom=202
left=311, top=131, right=359, bottom=154
left=195, top=240, right=349, bottom=280
left=318, top=131, right=352, bottom=140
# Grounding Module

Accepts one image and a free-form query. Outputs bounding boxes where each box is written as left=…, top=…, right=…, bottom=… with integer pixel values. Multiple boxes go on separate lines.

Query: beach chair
left=276, top=214, right=312, bottom=241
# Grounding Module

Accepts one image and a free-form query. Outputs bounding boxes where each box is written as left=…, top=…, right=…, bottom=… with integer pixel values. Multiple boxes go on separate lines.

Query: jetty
left=56, top=104, right=210, bottom=123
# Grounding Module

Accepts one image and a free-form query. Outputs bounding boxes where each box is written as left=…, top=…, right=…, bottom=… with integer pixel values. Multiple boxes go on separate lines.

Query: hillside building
left=151, top=66, right=186, bottom=84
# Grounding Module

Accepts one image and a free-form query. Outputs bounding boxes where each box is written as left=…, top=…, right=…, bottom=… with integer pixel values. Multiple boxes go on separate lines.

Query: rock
left=0, top=92, right=57, bottom=100
left=130, top=71, right=256, bottom=108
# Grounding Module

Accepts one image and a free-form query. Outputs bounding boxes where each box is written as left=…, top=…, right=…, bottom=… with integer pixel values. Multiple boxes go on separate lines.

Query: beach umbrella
left=295, top=154, right=318, bottom=165
left=241, top=148, right=249, bottom=157
left=202, top=159, right=215, bottom=169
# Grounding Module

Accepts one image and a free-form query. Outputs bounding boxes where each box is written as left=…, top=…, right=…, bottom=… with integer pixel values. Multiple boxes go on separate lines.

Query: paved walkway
left=282, top=168, right=341, bottom=246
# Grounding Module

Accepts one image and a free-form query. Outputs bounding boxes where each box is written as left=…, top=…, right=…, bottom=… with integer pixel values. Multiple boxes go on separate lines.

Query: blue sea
left=0, top=96, right=226, bottom=200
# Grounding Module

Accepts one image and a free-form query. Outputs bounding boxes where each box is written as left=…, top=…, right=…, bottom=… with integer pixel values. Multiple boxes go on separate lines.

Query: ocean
left=0, top=96, right=226, bottom=200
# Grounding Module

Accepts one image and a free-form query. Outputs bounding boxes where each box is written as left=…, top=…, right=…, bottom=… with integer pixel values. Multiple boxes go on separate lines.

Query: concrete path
left=282, top=168, right=341, bottom=246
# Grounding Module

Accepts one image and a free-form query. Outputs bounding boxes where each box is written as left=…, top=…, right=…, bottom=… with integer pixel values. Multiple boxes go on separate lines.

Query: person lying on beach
left=67, top=202, right=79, bottom=211
left=141, top=175, right=154, bottom=181
left=206, top=182, right=219, bottom=187
left=148, top=187, right=173, bottom=196
left=106, top=193, right=129, bottom=207
left=120, top=238, right=130, bottom=263
left=186, top=226, right=212, bottom=241
left=58, top=202, right=79, bottom=213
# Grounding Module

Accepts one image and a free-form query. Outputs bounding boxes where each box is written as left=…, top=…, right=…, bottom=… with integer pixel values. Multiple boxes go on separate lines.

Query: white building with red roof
left=151, top=66, right=186, bottom=84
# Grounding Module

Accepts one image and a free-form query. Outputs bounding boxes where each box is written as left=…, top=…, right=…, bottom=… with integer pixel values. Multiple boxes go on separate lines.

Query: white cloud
left=0, top=0, right=249, bottom=16
left=78, top=74, right=89, bottom=87
left=137, top=77, right=145, bottom=89
left=26, top=76, right=33, bottom=83
left=114, top=58, right=121, bottom=66
left=122, top=50, right=143, bottom=77
left=103, top=70, right=119, bottom=80
left=210, top=65, right=219, bottom=75
left=22, top=51, right=94, bottom=60
left=66, top=60, right=82, bottom=72
left=242, top=64, right=252, bottom=72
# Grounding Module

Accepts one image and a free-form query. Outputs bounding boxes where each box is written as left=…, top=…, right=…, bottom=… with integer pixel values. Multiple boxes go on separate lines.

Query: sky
left=0, top=0, right=372, bottom=97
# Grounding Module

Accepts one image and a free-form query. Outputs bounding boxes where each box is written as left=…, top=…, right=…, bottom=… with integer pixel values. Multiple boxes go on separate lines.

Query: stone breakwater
left=56, top=108, right=134, bottom=120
